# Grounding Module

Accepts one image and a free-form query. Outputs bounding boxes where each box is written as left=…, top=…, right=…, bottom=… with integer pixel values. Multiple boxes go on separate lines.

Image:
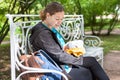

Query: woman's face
left=45, top=11, right=64, bottom=28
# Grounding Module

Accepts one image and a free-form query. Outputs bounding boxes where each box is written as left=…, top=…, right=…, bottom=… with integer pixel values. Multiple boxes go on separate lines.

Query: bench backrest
left=58, top=15, right=84, bottom=41
left=7, top=14, right=84, bottom=53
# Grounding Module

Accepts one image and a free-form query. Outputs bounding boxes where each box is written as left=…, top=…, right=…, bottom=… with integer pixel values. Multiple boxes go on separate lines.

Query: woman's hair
left=40, top=2, right=64, bottom=21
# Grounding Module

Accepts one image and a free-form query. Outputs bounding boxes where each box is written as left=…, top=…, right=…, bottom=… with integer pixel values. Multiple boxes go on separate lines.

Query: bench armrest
left=83, top=35, right=102, bottom=47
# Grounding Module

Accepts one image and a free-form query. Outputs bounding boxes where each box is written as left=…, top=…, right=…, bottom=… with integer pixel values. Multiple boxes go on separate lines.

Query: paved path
left=104, top=50, right=120, bottom=80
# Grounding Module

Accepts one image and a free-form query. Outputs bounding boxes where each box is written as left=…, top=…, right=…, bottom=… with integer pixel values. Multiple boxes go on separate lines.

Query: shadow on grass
left=0, top=44, right=11, bottom=80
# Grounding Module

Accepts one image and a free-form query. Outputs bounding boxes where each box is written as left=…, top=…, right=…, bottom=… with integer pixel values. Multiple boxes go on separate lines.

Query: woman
left=30, top=2, right=109, bottom=80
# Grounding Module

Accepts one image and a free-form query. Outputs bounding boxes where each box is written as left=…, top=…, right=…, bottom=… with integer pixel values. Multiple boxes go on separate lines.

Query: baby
left=63, top=40, right=86, bottom=57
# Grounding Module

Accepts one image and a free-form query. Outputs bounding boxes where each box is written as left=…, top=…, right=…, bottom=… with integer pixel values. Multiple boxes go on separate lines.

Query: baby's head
left=67, top=40, right=84, bottom=49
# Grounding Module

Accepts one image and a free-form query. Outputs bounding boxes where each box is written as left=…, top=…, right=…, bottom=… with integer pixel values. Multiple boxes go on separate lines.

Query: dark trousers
left=69, top=57, right=110, bottom=80
left=69, top=66, right=93, bottom=80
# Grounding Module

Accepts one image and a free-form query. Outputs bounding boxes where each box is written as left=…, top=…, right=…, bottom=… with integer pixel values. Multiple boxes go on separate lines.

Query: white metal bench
left=6, top=14, right=103, bottom=80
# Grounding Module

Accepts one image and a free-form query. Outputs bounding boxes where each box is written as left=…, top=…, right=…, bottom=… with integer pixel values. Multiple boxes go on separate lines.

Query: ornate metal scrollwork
left=14, top=21, right=38, bottom=54
left=83, top=36, right=101, bottom=47
left=58, top=15, right=83, bottom=42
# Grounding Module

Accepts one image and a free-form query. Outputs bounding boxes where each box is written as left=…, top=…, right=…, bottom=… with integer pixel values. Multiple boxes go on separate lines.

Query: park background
left=0, top=0, right=120, bottom=80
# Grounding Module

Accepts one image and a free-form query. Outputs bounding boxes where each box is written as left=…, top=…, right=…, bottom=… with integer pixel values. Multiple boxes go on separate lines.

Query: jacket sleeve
left=33, top=30, right=82, bottom=66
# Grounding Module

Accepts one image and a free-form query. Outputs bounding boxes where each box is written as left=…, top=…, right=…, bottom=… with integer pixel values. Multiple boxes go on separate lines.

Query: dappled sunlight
left=0, top=44, right=11, bottom=79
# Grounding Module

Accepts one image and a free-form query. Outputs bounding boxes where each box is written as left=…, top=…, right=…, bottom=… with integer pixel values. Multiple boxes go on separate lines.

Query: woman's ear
left=46, top=13, right=50, bottom=18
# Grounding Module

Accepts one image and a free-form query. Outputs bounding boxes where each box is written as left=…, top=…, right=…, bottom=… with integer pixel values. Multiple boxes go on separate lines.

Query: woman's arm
left=33, top=30, right=82, bottom=66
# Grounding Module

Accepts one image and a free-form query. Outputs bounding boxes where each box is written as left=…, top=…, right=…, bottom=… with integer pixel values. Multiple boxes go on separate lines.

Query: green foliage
left=79, top=0, right=120, bottom=35
left=0, top=0, right=120, bottom=43
left=81, top=0, right=117, bottom=22
left=63, top=0, right=76, bottom=14
left=0, top=0, right=9, bottom=13
left=0, top=0, right=9, bottom=23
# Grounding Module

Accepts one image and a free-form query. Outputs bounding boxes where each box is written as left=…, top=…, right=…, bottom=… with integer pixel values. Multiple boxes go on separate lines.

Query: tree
left=81, top=0, right=120, bottom=35
left=107, top=2, right=120, bottom=35
left=0, top=0, right=36, bottom=44
left=0, top=0, right=120, bottom=44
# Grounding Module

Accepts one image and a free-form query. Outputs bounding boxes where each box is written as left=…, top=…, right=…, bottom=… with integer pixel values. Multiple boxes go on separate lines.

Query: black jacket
left=30, top=22, right=82, bottom=67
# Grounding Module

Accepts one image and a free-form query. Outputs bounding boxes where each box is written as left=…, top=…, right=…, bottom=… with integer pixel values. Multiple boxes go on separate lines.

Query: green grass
left=0, top=34, right=120, bottom=79
left=100, top=34, right=120, bottom=55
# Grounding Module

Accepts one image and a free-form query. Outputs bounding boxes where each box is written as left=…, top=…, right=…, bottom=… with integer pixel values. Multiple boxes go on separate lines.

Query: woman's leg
left=82, top=57, right=109, bottom=80
left=69, top=66, right=93, bottom=80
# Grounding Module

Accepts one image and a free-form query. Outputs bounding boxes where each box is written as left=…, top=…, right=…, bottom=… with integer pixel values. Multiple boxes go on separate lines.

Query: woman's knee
left=84, top=56, right=96, bottom=61
left=83, top=57, right=97, bottom=67
left=69, top=67, right=93, bottom=80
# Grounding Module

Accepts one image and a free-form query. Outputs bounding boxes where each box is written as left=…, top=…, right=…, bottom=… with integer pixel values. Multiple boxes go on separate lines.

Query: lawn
left=100, top=34, right=120, bottom=55
left=0, top=34, right=120, bottom=80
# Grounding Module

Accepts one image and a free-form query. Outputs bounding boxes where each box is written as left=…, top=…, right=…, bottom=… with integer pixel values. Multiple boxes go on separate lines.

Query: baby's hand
left=63, top=45, right=69, bottom=51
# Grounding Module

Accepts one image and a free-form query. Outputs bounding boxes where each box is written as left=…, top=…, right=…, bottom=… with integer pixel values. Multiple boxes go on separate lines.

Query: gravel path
left=85, top=29, right=120, bottom=80
left=100, top=29, right=120, bottom=80
left=104, top=50, right=120, bottom=80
